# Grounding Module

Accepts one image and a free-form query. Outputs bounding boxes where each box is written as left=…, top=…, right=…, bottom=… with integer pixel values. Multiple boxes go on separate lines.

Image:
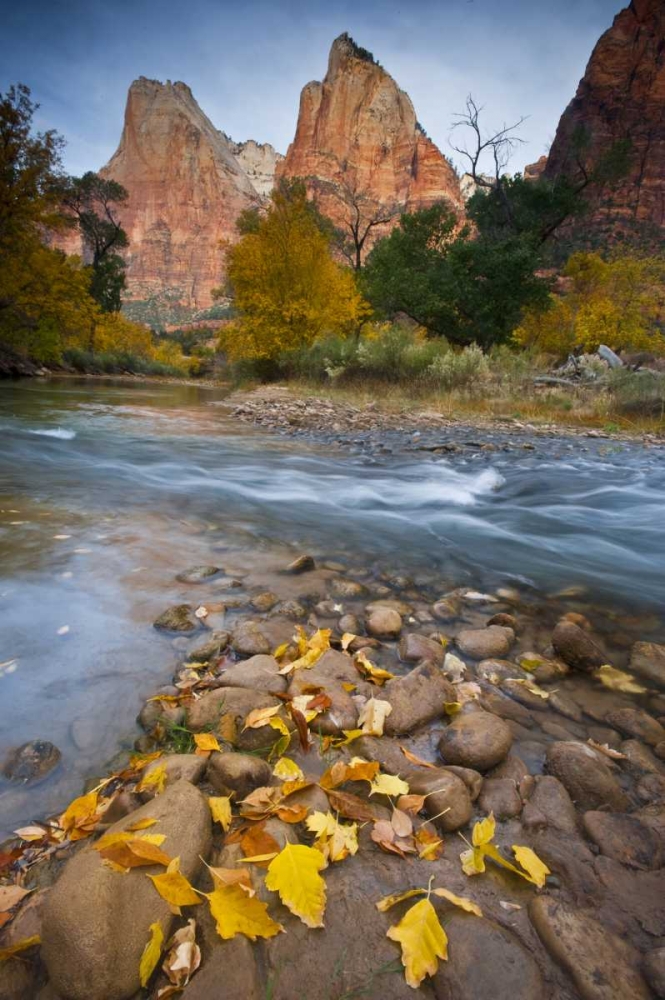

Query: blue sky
left=3, top=0, right=622, bottom=176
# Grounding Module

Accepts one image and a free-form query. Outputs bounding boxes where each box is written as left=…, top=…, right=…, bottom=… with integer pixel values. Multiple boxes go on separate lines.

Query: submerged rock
left=285, top=554, right=315, bottom=574
left=551, top=620, right=605, bottom=671
left=455, top=625, right=514, bottom=660
left=366, top=606, right=402, bottom=639
left=230, top=621, right=272, bottom=657
left=545, top=741, right=629, bottom=811
left=2, top=740, right=61, bottom=784
left=153, top=604, right=200, bottom=632
left=175, top=565, right=220, bottom=584
left=630, top=640, right=665, bottom=688
left=583, top=810, right=662, bottom=870
left=438, top=711, right=513, bottom=771
left=398, top=632, right=444, bottom=666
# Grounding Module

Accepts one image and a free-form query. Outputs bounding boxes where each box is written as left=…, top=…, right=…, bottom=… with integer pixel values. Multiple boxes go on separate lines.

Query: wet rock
left=383, top=661, right=455, bottom=735
left=443, top=765, right=483, bottom=801
left=630, top=641, right=665, bottom=689
left=486, top=612, right=517, bottom=630
left=272, top=600, right=306, bottom=619
left=644, top=946, right=665, bottom=998
left=207, top=752, right=272, bottom=799
left=476, top=658, right=520, bottom=683
left=338, top=613, right=361, bottom=634
left=621, top=739, right=665, bottom=773
left=548, top=689, right=584, bottom=722
left=2, top=740, right=61, bottom=784
left=605, top=707, right=665, bottom=747
left=314, top=600, right=339, bottom=616
left=230, top=621, right=271, bottom=657
left=250, top=591, right=279, bottom=612
left=489, top=754, right=530, bottom=783
left=217, top=654, right=287, bottom=696
left=551, top=620, right=605, bottom=671
left=516, top=652, right=568, bottom=685
left=331, top=578, right=367, bottom=598
left=478, top=687, right=534, bottom=727
left=140, top=754, right=206, bottom=800
left=431, top=598, right=461, bottom=622
left=530, top=895, right=652, bottom=1000
left=187, top=687, right=282, bottom=744
left=0, top=957, right=40, bottom=1000
left=583, top=810, right=662, bottom=869
left=175, top=565, right=220, bottom=584
left=478, top=777, right=522, bottom=819
left=500, top=678, right=548, bottom=712
left=366, top=607, right=402, bottom=640
left=438, top=710, right=512, bottom=771
left=545, top=741, right=629, bottom=811
left=285, top=554, right=315, bottom=574
left=153, top=603, right=200, bottom=632
left=288, top=649, right=360, bottom=734
left=138, top=697, right=185, bottom=733
left=398, top=632, right=445, bottom=666
left=187, top=631, right=229, bottom=662
left=42, top=780, right=212, bottom=1000
left=97, top=791, right=143, bottom=829
left=365, top=598, right=412, bottom=617
left=523, top=775, right=578, bottom=833
left=455, top=626, right=514, bottom=660
left=433, top=913, right=543, bottom=1000
left=407, top=768, right=472, bottom=832
left=637, top=772, right=665, bottom=803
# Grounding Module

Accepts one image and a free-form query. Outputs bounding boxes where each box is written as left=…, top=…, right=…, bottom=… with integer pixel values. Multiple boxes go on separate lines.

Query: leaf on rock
left=358, top=697, right=393, bottom=736
left=587, top=739, right=627, bottom=760
left=272, top=757, right=304, bottom=782
left=60, top=790, right=100, bottom=840
left=354, top=651, right=395, bottom=686
left=399, top=747, right=437, bottom=769
left=415, top=828, right=444, bottom=861
left=148, top=859, right=201, bottom=913
left=97, top=836, right=172, bottom=870
left=387, top=898, right=448, bottom=988
left=391, top=808, right=413, bottom=839
left=319, top=757, right=379, bottom=789
left=207, top=883, right=284, bottom=940
left=432, top=888, right=482, bottom=916
left=240, top=823, right=281, bottom=866
left=13, top=826, right=48, bottom=842
left=138, top=763, right=168, bottom=795
left=511, top=845, right=550, bottom=887
left=461, top=813, right=549, bottom=886
left=595, top=664, right=647, bottom=694
left=265, top=844, right=327, bottom=928
left=397, top=794, right=426, bottom=815
left=209, top=796, right=233, bottom=831
left=194, top=733, right=221, bottom=753
left=243, top=705, right=281, bottom=730
left=126, top=817, right=158, bottom=832
left=306, top=811, right=358, bottom=863
left=376, top=888, right=426, bottom=912
left=139, top=922, right=164, bottom=988
left=369, top=773, right=410, bottom=798
left=341, top=632, right=356, bottom=651
left=325, top=788, right=380, bottom=823
left=161, top=918, right=201, bottom=990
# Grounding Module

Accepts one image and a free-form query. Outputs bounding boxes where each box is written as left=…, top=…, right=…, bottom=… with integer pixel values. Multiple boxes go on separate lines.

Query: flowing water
left=1, top=378, right=664, bottom=834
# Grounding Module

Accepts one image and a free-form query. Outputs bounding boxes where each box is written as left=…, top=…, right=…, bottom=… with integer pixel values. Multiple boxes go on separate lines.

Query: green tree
left=61, top=171, right=129, bottom=311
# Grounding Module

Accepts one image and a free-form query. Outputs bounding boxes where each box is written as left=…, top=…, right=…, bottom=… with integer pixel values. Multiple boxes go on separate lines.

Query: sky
left=2, top=0, right=622, bottom=177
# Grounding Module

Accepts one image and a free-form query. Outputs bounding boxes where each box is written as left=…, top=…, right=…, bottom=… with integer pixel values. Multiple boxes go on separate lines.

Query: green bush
left=62, top=347, right=185, bottom=378
left=425, top=343, right=490, bottom=390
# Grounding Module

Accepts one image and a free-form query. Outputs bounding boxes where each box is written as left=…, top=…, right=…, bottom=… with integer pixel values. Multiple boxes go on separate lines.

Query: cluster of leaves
left=218, top=182, right=370, bottom=363
left=515, top=251, right=665, bottom=358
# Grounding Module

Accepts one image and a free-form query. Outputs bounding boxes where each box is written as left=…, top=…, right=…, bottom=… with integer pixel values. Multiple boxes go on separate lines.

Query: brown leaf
left=415, top=827, right=444, bottom=861
left=289, top=706, right=311, bottom=752
left=218, top=713, right=238, bottom=744
left=397, top=794, right=426, bottom=815
left=98, top=838, right=172, bottom=870
left=399, top=746, right=437, bottom=769
left=275, top=804, right=309, bottom=824
left=325, top=789, right=381, bottom=823
left=0, top=886, right=30, bottom=911
left=240, top=824, right=280, bottom=868
left=391, top=809, right=413, bottom=839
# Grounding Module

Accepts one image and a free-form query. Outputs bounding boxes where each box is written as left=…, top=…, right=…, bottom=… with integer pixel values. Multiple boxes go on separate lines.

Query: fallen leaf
left=265, top=844, right=327, bottom=927
left=97, top=837, right=172, bottom=870
left=0, top=886, right=30, bottom=910
left=278, top=628, right=331, bottom=675
left=512, top=678, right=550, bottom=700
left=358, top=697, right=393, bottom=736
left=238, top=785, right=284, bottom=820
left=369, top=773, right=410, bottom=798
left=275, top=804, right=309, bottom=824
left=272, top=758, right=304, bottom=782
left=432, top=888, right=482, bottom=916
left=397, top=794, right=426, bottom=815
left=138, top=764, right=168, bottom=796
left=306, top=812, right=358, bottom=863
left=376, top=888, right=426, bottom=911
left=415, top=828, right=444, bottom=861
left=511, top=845, right=550, bottom=888
left=126, top=817, right=159, bottom=832
left=387, top=898, right=448, bottom=988
left=595, top=664, right=647, bottom=695
left=354, top=651, right=394, bottom=686
left=391, top=808, right=413, bottom=839
left=443, top=702, right=462, bottom=717
left=460, top=813, right=550, bottom=886
left=587, top=739, right=627, bottom=760
left=341, top=682, right=357, bottom=692
left=443, top=653, right=466, bottom=683
left=240, top=823, right=280, bottom=866
left=319, top=757, right=379, bottom=789
left=325, top=788, right=380, bottom=823
left=94, top=831, right=166, bottom=851
left=13, top=826, right=48, bottom=842
left=273, top=642, right=290, bottom=660
left=209, top=797, right=232, bottom=832
left=148, top=858, right=201, bottom=911
left=60, top=790, right=100, bottom=841
left=206, top=882, right=283, bottom=940
left=243, top=705, right=281, bottom=730
left=160, top=918, right=200, bottom=990
left=399, top=747, right=437, bottom=770
left=139, top=922, right=164, bottom=987
left=194, top=733, right=221, bottom=753
left=341, top=633, right=356, bottom=651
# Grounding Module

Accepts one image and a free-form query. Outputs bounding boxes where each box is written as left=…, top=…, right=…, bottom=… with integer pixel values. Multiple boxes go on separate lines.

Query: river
left=1, top=378, right=664, bottom=835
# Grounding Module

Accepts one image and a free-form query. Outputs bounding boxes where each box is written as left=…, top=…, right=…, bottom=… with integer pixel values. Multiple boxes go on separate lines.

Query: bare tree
left=310, top=176, right=400, bottom=270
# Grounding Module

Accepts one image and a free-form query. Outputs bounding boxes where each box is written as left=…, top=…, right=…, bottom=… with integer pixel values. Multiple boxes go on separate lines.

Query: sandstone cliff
left=229, top=139, right=283, bottom=198
left=278, top=34, right=463, bottom=257
left=100, top=78, right=262, bottom=319
left=546, top=0, right=665, bottom=234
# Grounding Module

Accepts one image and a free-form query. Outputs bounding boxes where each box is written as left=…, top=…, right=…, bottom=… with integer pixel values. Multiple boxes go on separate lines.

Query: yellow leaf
left=369, top=773, right=410, bottom=798
left=147, top=858, right=201, bottom=910
left=341, top=632, right=356, bottom=651
left=432, top=888, right=482, bottom=916
left=595, top=664, right=647, bottom=695
left=319, top=757, right=379, bottom=789
left=209, top=797, right=232, bottom=832
left=306, top=812, right=357, bottom=862
left=472, top=813, right=496, bottom=847
left=97, top=837, right=172, bottom=870
left=265, top=844, right=327, bottom=928
left=376, top=888, right=425, bottom=912
left=194, top=733, right=221, bottom=752
left=444, top=702, right=462, bottom=717
left=0, top=936, right=40, bottom=963
left=273, top=642, right=290, bottom=660
left=305, top=811, right=337, bottom=839
left=460, top=847, right=486, bottom=876
left=272, top=757, right=304, bottom=782
left=139, top=922, right=164, bottom=987
left=243, top=705, right=281, bottom=730
left=206, top=883, right=283, bottom=941
left=138, top=763, right=167, bottom=795
left=387, top=898, right=448, bottom=988
left=60, top=790, right=100, bottom=839
left=126, top=817, right=158, bottom=832
left=358, top=697, right=392, bottom=736
left=341, top=682, right=357, bottom=693
left=512, top=845, right=550, bottom=887
left=415, top=828, right=444, bottom=861
left=512, top=678, right=550, bottom=700
left=94, top=831, right=166, bottom=851
left=241, top=852, right=279, bottom=864
left=354, top=651, right=395, bottom=686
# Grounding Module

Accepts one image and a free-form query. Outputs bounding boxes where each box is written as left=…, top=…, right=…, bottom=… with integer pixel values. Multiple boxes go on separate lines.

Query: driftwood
left=533, top=376, right=578, bottom=387
left=598, top=345, right=623, bottom=369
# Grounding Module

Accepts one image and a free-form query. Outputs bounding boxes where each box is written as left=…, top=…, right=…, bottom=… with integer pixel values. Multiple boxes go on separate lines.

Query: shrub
left=425, top=344, right=491, bottom=390
left=608, top=369, right=665, bottom=418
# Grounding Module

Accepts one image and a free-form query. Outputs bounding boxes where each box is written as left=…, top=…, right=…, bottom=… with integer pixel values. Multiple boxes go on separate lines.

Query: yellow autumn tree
left=220, top=184, right=369, bottom=361
left=515, top=251, right=665, bottom=356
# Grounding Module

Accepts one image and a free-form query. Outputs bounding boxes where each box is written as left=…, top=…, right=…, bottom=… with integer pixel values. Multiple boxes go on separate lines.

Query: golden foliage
left=220, top=186, right=370, bottom=361
left=515, top=251, right=665, bottom=356
left=265, top=843, right=327, bottom=928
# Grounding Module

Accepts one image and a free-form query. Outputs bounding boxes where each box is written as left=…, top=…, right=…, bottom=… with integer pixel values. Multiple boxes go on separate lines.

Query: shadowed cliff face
left=546, top=0, right=665, bottom=232
left=277, top=34, right=463, bottom=257
left=98, top=78, right=264, bottom=315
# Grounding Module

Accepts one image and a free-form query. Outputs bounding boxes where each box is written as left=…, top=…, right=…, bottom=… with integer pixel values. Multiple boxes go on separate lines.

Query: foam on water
left=28, top=427, right=76, bottom=440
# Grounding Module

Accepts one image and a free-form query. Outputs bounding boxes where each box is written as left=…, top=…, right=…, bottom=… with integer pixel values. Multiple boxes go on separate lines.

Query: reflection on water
left=0, top=377, right=664, bottom=833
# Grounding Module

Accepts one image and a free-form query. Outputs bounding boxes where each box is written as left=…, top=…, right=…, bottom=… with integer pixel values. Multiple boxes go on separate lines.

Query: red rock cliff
left=546, top=0, right=665, bottom=233
left=278, top=34, right=463, bottom=253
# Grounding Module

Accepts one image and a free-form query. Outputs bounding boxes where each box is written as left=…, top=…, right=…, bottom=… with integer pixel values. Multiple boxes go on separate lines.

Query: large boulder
left=551, top=621, right=605, bottom=671
left=186, top=687, right=289, bottom=752
left=41, top=780, right=212, bottom=1000
left=216, top=654, right=287, bottom=696
left=438, top=711, right=513, bottom=771
left=206, top=752, right=272, bottom=799
left=288, top=649, right=361, bottom=734
left=398, top=632, right=445, bottom=666
left=545, top=741, right=629, bottom=811
left=383, top=661, right=455, bottom=735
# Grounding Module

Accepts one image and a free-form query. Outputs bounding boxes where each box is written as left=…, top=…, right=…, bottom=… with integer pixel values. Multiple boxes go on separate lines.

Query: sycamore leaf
left=595, top=664, right=647, bottom=695
left=139, top=922, right=164, bottom=988
left=209, top=797, right=232, bottom=832
left=358, top=698, right=393, bottom=736
left=138, top=763, right=168, bottom=795
left=243, top=705, right=281, bottom=730
left=204, top=863, right=254, bottom=892
left=369, top=773, right=410, bottom=798
left=207, top=883, right=284, bottom=941
left=148, top=858, right=201, bottom=911
left=265, top=844, right=327, bottom=928
left=511, top=845, right=550, bottom=887
left=432, top=888, right=482, bottom=916
left=194, top=733, right=221, bottom=753
left=399, top=747, right=437, bottom=769
left=272, top=757, right=304, bottom=782
left=376, top=888, right=425, bottom=912
left=387, top=898, right=448, bottom=988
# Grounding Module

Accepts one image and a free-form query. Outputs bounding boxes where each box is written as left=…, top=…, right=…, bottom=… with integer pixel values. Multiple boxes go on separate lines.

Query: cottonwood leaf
left=126, top=817, right=158, bottom=832
left=354, top=651, right=394, bottom=685
left=138, top=763, right=167, bottom=795
left=399, top=747, right=437, bottom=769
left=0, top=935, right=40, bottom=964
left=13, top=826, right=48, bottom=842
left=324, top=788, right=380, bottom=823
left=397, top=794, right=426, bottom=815
left=161, top=918, right=200, bottom=989
left=272, top=757, right=304, bottom=782
left=240, top=823, right=280, bottom=866
left=595, top=664, right=647, bottom=694
left=139, top=922, right=164, bottom=988
left=370, top=773, right=410, bottom=798
left=319, top=757, right=379, bottom=789
left=432, top=888, right=482, bottom=916
left=358, top=697, right=392, bottom=736
left=376, top=888, right=425, bottom=912
left=265, top=844, right=327, bottom=927
left=60, top=790, right=100, bottom=840
left=209, top=796, right=232, bottom=831
left=391, top=808, right=413, bottom=839
left=511, top=845, right=550, bottom=887
left=97, top=837, right=171, bottom=870
left=194, top=733, right=221, bottom=753
left=94, top=831, right=166, bottom=851
left=206, top=883, right=283, bottom=940
left=415, top=828, right=444, bottom=861
left=243, top=705, right=281, bottom=730
left=387, top=898, right=448, bottom=988
left=147, top=858, right=201, bottom=911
